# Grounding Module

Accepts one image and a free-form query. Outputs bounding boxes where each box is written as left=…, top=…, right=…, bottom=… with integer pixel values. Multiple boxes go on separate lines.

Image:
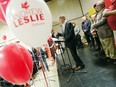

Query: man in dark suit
left=82, top=16, right=95, bottom=48
left=59, top=15, right=85, bottom=70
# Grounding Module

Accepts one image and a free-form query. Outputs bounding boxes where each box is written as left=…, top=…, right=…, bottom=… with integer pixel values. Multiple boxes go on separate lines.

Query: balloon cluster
left=0, top=0, right=52, bottom=85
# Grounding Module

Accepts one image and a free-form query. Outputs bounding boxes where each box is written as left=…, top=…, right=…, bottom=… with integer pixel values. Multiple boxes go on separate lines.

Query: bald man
left=91, top=1, right=116, bottom=63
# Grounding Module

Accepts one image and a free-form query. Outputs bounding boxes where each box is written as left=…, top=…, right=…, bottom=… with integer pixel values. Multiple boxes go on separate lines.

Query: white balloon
left=6, top=0, right=52, bottom=47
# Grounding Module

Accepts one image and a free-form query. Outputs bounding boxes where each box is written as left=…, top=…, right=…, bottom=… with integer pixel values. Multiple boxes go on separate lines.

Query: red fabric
left=107, top=0, right=116, bottom=30
left=104, top=0, right=112, bottom=8
left=2, top=35, right=7, bottom=40
left=48, top=37, right=53, bottom=42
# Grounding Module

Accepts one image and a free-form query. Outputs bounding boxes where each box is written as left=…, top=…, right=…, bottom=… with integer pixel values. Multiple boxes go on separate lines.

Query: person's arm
left=92, top=17, right=107, bottom=29
left=92, top=9, right=108, bottom=29
left=76, top=26, right=80, bottom=34
left=51, top=33, right=55, bottom=38
left=104, top=10, right=116, bottom=16
left=82, top=22, right=85, bottom=31
left=64, top=22, right=74, bottom=42
left=86, top=20, right=91, bottom=31
left=58, top=33, right=63, bottom=37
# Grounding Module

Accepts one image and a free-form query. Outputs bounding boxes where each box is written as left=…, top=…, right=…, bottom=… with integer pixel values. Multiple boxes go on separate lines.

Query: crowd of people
left=0, top=0, right=116, bottom=87
left=90, top=1, right=116, bottom=63
left=52, top=0, right=116, bottom=71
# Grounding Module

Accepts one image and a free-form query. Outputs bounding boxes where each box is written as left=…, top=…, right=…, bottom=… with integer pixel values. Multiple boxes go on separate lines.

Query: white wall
left=0, top=25, right=31, bottom=49
left=48, top=0, right=99, bottom=25
left=48, top=0, right=83, bottom=25
left=81, top=0, right=98, bottom=14
left=47, top=0, right=99, bottom=37
left=0, top=0, right=99, bottom=45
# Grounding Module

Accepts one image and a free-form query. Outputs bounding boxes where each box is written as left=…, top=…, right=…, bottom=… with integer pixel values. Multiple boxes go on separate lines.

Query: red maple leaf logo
left=21, top=1, right=29, bottom=9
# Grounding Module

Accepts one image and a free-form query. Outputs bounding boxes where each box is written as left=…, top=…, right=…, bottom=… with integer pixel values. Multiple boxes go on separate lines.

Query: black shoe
left=107, top=58, right=116, bottom=64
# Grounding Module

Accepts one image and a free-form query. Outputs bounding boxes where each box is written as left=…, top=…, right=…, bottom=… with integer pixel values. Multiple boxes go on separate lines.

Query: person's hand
left=103, top=10, right=116, bottom=17
left=91, top=24, right=95, bottom=29
left=91, top=29, right=97, bottom=36
left=103, top=13, right=108, bottom=17
left=84, top=30, right=86, bottom=32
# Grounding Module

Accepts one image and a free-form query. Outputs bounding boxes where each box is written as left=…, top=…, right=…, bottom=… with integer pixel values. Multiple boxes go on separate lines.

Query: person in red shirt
left=104, top=0, right=116, bottom=50
left=104, top=0, right=116, bottom=30
left=48, top=37, right=55, bottom=60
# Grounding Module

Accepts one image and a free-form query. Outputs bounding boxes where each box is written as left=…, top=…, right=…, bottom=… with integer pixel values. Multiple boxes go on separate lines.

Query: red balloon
left=2, top=35, right=7, bottom=40
left=0, top=0, right=10, bottom=23
left=0, top=43, right=33, bottom=85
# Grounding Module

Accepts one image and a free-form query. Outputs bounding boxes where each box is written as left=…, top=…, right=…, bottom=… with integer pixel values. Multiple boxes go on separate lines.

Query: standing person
left=31, top=48, right=39, bottom=76
left=59, top=15, right=85, bottom=70
left=104, top=0, right=116, bottom=51
left=91, top=4, right=103, bottom=51
left=39, top=47, right=50, bottom=71
left=82, top=16, right=95, bottom=48
left=72, top=22, right=83, bottom=48
left=104, top=0, right=116, bottom=30
left=48, top=37, right=55, bottom=61
left=91, top=1, right=116, bottom=63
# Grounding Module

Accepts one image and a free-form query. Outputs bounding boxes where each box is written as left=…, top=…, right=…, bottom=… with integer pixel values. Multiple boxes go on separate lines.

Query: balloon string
left=37, top=50, right=50, bottom=87
left=15, top=43, right=32, bottom=85
left=16, top=44, right=41, bottom=87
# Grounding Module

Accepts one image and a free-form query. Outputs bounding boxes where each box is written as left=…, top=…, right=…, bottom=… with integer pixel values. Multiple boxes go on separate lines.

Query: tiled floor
left=30, top=60, right=60, bottom=87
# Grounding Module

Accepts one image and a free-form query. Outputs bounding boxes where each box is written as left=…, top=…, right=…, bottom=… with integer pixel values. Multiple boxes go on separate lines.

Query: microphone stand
left=55, top=40, right=71, bottom=74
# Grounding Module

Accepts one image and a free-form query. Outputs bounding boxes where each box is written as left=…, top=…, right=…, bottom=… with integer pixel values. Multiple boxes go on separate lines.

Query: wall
left=0, top=24, right=31, bottom=49
left=48, top=0, right=99, bottom=25
left=0, top=0, right=100, bottom=45
left=47, top=0, right=99, bottom=37
left=48, top=0, right=83, bottom=25
left=80, top=0, right=98, bottom=15
left=0, top=24, right=16, bottom=45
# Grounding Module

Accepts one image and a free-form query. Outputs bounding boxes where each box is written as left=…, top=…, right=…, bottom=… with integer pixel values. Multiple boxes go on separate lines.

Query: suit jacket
left=52, top=32, right=63, bottom=39
left=63, top=21, right=76, bottom=47
left=82, top=19, right=91, bottom=33
left=92, top=9, right=113, bottom=38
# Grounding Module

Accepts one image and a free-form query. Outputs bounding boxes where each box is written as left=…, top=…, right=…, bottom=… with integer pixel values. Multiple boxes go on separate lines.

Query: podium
left=53, top=38, right=87, bottom=82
